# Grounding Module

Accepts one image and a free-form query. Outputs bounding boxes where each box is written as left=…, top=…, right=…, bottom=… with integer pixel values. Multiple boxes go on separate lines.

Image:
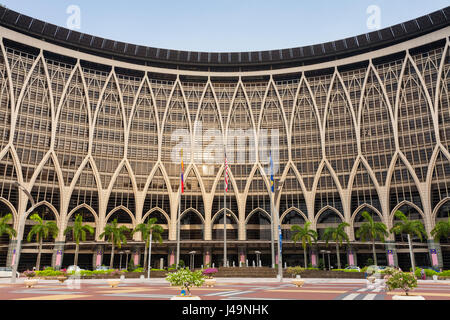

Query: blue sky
left=2, top=1, right=449, bottom=52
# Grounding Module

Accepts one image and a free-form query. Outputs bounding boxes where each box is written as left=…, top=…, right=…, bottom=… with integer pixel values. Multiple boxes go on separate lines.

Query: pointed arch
left=279, top=166, right=307, bottom=219
left=243, top=80, right=268, bottom=126
left=258, top=81, right=289, bottom=180
left=306, top=71, right=333, bottom=121
left=226, top=83, right=257, bottom=191
left=29, top=155, right=62, bottom=214
left=106, top=205, right=135, bottom=225
left=149, top=77, right=176, bottom=123
left=92, top=75, right=125, bottom=188
left=291, top=79, right=322, bottom=190
left=116, top=71, right=143, bottom=121
left=374, top=54, right=404, bottom=109
left=211, top=208, right=239, bottom=241
left=142, top=165, right=171, bottom=221
left=106, top=163, right=136, bottom=219
left=45, top=56, right=76, bottom=108
left=211, top=164, right=239, bottom=222
left=438, top=46, right=450, bottom=149
left=0, top=51, right=11, bottom=151
left=180, top=166, right=205, bottom=218
left=387, top=156, right=423, bottom=212
left=81, top=65, right=110, bottom=115
left=55, top=67, right=90, bottom=186
left=182, top=80, right=207, bottom=125
left=275, top=77, right=300, bottom=128
left=3, top=42, right=39, bottom=108
left=313, top=163, right=343, bottom=217
left=324, top=76, right=358, bottom=187
left=352, top=204, right=384, bottom=241
left=0, top=149, right=19, bottom=211
left=194, top=83, right=224, bottom=192
left=340, top=65, right=367, bottom=117
left=244, top=166, right=271, bottom=219
left=68, top=159, right=100, bottom=215
left=142, top=207, right=169, bottom=240
left=411, top=44, right=445, bottom=107
left=211, top=81, right=237, bottom=127
left=397, top=58, right=436, bottom=182
left=179, top=208, right=204, bottom=240
left=127, top=79, right=158, bottom=189
left=245, top=208, right=272, bottom=241
left=430, top=150, right=450, bottom=211
left=161, top=82, right=191, bottom=191
left=13, top=58, right=52, bottom=182
left=349, top=160, right=382, bottom=215
left=65, top=204, right=97, bottom=242
left=360, top=67, right=396, bottom=185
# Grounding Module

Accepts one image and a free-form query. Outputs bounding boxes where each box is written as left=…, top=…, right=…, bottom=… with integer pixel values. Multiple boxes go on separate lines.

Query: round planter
left=392, top=295, right=425, bottom=300
left=292, top=279, right=305, bottom=288
left=204, top=278, right=216, bottom=288
left=24, top=278, right=38, bottom=288
left=57, top=276, right=67, bottom=284
left=367, top=276, right=376, bottom=284
left=170, top=295, right=201, bottom=300
left=107, top=279, right=121, bottom=288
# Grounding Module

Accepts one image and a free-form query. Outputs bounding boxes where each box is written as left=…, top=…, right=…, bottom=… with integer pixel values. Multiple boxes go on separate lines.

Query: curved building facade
left=0, top=7, right=449, bottom=271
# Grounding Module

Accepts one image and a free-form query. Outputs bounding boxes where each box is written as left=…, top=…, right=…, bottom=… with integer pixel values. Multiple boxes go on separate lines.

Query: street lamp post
left=273, top=180, right=285, bottom=282
left=125, top=250, right=130, bottom=270
left=327, top=251, right=331, bottom=270
left=11, top=182, right=37, bottom=283
left=189, top=251, right=196, bottom=270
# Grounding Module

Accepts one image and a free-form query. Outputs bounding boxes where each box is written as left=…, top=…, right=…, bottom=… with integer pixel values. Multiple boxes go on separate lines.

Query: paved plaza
left=0, top=278, right=449, bottom=300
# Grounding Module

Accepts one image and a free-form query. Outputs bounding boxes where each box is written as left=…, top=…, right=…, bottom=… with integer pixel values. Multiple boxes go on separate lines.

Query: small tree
left=291, top=222, right=318, bottom=268
left=131, top=217, right=164, bottom=273
left=166, top=268, right=205, bottom=296
left=322, top=222, right=350, bottom=269
left=390, top=210, right=427, bottom=272
left=385, top=268, right=418, bottom=296
left=64, top=214, right=94, bottom=268
left=0, top=213, right=16, bottom=266
left=99, top=219, right=130, bottom=269
left=356, top=211, right=389, bottom=266
left=26, top=214, right=59, bottom=271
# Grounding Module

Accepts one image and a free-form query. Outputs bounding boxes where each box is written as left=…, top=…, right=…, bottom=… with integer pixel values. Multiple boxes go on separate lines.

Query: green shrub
left=133, top=267, right=144, bottom=273
left=286, top=267, right=305, bottom=276
left=439, top=270, right=450, bottom=276
left=150, top=269, right=165, bottom=272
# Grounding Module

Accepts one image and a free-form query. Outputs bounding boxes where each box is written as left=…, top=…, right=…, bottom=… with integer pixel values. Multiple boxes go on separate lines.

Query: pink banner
left=205, top=252, right=210, bottom=265
left=348, top=254, right=354, bottom=266
left=388, top=253, right=394, bottom=266
left=134, top=254, right=139, bottom=265
left=11, top=253, right=15, bottom=266
left=169, top=251, right=174, bottom=265
left=276, top=254, right=279, bottom=264
left=311, top=254, right=316, bottom=266
left=240, top=253, right=245, bottom=263
left=96, top=254, right=101, bottom=266
left=55, top=253, right=61, bottom=266
left=431, top=253, right=438, bottom=266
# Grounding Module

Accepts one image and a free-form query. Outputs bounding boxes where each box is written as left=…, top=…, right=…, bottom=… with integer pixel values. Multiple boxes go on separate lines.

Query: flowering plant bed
left=202, top=268, right=218, bottom=279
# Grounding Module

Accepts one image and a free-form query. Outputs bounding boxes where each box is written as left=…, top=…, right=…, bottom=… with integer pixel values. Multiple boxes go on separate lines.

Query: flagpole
left=223, top=148, right=227, bottom=268
left=270, top=153, right=275, bottom=269
left=176, top=187, right=181, bottom=269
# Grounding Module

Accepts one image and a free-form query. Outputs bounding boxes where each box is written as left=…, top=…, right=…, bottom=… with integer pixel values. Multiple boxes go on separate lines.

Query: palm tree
left=99, top=219, right=130, bottom=269
left=26, top=213, right=59, bottom=271
left=291, top=222, right=318, bottom=268
left=0, top=213, right=17, bottom=267
left=355, top=211, right=389, bottom=266
left=430, top=217, right=450, bottom=243
left=64, top=214, right=94, bottom=268
left=390, top=210, right=427, bottom=272
left=322, top=222, right=350, bottom=269
left=131, top=217, right=164, bottom=274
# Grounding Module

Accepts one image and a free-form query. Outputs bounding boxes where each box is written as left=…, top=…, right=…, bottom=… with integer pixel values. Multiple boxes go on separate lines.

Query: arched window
left=212, top=210, right=238, bottom=240
left=246, top=210, right=271, bottom=240
left=180, top=210, right=203, bottom=240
